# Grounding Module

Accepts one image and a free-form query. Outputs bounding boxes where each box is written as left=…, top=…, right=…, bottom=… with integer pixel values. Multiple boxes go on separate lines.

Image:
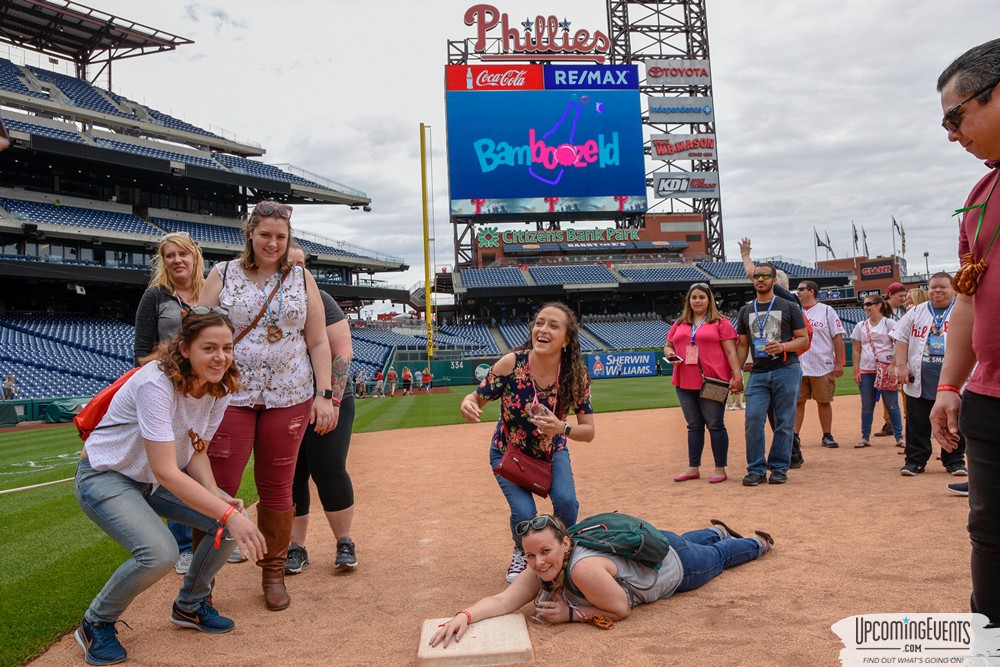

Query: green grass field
left=0, top=375, right=859, bottom=666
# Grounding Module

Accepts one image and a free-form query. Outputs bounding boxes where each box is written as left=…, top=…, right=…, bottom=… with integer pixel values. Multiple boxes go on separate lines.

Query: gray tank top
left=564, top=545, right=684, bottom=608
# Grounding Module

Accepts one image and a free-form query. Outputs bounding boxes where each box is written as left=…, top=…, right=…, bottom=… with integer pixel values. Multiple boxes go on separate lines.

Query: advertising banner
left=648, top=97, right=715, bottom=124
left=446, top=64, right=647, bottom=217
left=644, top=59, right=712, bottom=86
left=587, top=351, right=656, bottom=379
left=653, top=172, right=720, bottom=199
left=427, top=358, right=500, bottom=387
left=859, top=258, right=894, bottom=281
left=650, top=133, right=716, bottom=161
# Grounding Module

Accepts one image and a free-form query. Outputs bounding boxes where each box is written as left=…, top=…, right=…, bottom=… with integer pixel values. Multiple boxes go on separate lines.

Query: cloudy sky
left=15, top=0, right=999, bottom=287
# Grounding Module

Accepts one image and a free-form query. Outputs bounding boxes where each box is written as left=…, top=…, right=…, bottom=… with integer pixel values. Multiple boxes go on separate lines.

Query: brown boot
left=256, top=505, right=295, bottom=611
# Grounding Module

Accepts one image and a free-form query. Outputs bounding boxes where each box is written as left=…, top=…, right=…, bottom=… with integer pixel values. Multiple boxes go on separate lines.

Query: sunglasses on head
left=515, top=515, right=565, bottom=537
left=753, top=273, right=774, bottom=280
left=254, top=201, right=293, bottom=219
left=183, top=305, right=230, bottom=318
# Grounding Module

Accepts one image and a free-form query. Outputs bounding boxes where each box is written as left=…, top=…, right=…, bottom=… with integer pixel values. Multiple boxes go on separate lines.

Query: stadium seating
left=94, top=138, right=221, bottom=170
left=28, top=66, right=136, bottom=118
left=440, top=323, right=501, bottom=356
left=0, top=198, right=161, bottom=236
left=528, top=265, right=617, bottom=285
left=584, top=320, right=670, bottom=349
left=619, top=267, right=707, bottom=283
left=459, top=267, right=528, bottom=288
left=212, top=153, right=323, bottom=189
left=152, top=217, right=243, bottom=246
left=771, top=261, right=846, bottom=279
left=294, top=236, right=366, bottom=260
left=0, top=59, right=49, bottom=99
left=2, top=117, right=86, bottom=143
left=697, top=261, right=747, bottom=279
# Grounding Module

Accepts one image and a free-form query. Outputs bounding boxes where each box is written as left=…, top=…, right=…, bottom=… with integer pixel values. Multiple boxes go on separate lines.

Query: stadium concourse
left=27, top=398, right=970, bottom=666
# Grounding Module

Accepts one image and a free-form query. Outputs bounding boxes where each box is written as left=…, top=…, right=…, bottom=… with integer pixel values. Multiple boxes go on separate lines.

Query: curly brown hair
left=157, top=311, right=241, bottom=397
left=521, top=302, right=590, bottom=419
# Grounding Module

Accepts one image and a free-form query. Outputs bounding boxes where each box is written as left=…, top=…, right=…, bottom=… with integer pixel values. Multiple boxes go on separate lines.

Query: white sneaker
left=227, top=545, right=248, bottom=563
left=505, top=547, right=526, bottom=583
left=175, top=551, right=193, bottom=574
left=727, top=405, right=736, bottom=411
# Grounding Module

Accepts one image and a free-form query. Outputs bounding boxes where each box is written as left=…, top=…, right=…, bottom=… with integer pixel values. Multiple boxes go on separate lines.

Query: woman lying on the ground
left=74, top=310, right=266, bottom=666
left=430, top=514, right=772, bottom=647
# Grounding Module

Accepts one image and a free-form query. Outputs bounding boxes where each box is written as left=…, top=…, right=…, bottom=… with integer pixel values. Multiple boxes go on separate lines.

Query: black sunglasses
left=515, top=515, right=565, bottom=537
left=183, top=305, right=230, bottom=318
left=254, top=201, right=293, bottom=219
left=942, top=81, right=999, bottom=133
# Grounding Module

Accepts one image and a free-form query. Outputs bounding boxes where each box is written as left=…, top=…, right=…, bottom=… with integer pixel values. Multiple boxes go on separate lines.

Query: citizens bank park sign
left=476, top=226, right=639, bottom=248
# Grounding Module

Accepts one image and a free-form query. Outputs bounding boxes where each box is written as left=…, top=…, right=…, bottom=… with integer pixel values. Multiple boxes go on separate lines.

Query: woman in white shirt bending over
left=74, top=309, right=265, bottom=667
left=850, top=295, right=904, bottom=448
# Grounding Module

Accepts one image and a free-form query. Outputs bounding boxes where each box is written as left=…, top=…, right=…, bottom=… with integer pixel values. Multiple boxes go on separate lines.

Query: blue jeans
left=675, top=387, right=729, bottom=468
left=75, top=459, right=236, bottom=624
left=168, top=521, right=193, bottom=553
left=744, top=364, right=802, bottom=475
left=661, top=527, right=765, bottom=592
left=859, top=374, right=903, bottom=441
left=489, top=444, right=579, bottom=548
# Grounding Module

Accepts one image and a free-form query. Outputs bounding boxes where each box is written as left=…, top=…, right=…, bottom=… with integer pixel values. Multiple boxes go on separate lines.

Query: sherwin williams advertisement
left=445, top=64, right=647, bottom=217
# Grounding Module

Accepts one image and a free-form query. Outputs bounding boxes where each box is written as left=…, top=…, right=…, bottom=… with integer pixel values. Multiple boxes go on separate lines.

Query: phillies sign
left=464, top=4, right=611, bottom=63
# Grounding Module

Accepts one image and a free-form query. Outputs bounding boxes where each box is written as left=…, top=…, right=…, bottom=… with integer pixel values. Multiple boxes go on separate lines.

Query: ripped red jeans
left=207, top=399, right=313, bottom=511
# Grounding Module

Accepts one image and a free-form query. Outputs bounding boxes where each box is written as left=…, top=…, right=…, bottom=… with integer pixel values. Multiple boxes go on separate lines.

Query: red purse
left=493, top=446, right=552, bottom=498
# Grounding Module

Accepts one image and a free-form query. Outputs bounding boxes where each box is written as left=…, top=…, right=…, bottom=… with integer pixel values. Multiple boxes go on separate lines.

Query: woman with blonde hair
left=904, top=288, right=928, bottom=311
left=199, top=200, right=336, bottom=611
left=134, top=231, right=214, bottom=574
left=665, top=283, right=744, bottom=484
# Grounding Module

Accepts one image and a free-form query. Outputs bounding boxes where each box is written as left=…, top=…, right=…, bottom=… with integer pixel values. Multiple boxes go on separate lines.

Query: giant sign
left=648, top=97, right=715, bottom=124
left=859, top=258, right=894, bottom=281
left=464, top=4, right=611, bottom=63
left=446, top=64, right=647, bottom=217
left=650, top=133, right=716, bottom=160
left=653, top=172, right=720, bottom=199
left=644, top=59, right=712, bottom=86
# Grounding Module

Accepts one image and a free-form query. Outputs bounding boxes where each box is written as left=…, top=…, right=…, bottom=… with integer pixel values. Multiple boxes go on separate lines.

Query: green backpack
left=563, top=512, right=672, bottom=597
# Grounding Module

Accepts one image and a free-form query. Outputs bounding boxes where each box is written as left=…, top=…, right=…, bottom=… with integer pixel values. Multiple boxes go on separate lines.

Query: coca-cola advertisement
left=445, top=64, right=647, bottom=219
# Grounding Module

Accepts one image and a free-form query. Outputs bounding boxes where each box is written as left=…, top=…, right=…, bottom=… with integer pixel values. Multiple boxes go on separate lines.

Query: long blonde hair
left=148, top=232, right=205, bottom=298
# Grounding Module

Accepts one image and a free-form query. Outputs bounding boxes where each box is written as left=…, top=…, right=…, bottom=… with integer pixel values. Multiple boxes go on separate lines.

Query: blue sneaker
left=170, top=600, right=235, bottom=634
left=74, top=618, right=127, bottom=666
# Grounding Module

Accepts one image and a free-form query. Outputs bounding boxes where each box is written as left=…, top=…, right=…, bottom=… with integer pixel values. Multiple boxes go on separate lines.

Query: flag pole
left=892, top=216, right=897, bottom=258
left=813, top=225, right=818, bottom=265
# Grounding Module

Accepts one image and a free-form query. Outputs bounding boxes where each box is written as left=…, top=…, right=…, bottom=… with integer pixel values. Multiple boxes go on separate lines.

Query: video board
left=445, top=64, right=647, bottom=218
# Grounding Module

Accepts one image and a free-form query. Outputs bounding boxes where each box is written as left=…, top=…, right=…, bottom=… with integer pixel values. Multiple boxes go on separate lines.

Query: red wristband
left=937, top=384, right=962, bottom=396
left=457, top=610, right=472, bottom=625
left=214, top=505, right=237, bottom=549
left=330, top=397, right=341, bottom=407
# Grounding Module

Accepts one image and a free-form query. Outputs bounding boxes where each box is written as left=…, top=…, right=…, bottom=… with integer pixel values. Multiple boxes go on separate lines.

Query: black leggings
left=291, top=394, right=355, bottom=515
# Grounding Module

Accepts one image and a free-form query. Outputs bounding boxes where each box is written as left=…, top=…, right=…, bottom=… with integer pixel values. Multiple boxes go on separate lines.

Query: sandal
left=854, top=440, right=871, bottom=448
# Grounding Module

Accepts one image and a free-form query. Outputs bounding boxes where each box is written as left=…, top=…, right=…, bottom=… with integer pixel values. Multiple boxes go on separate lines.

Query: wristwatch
left=316, top=389, right=333, bottom=399
left=563, top=422, right=572, bottom=436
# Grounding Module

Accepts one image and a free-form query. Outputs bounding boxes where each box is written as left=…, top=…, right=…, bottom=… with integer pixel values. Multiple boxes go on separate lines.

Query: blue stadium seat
left=459, top=268, right=528, bottom=288
left=697, top=262, right=748, bottom=279
left=528, top=265, right=617, bottom=285
left=0, top=59, right=49, bottom=99
left=439, top=323, right=501, bottom=356
left=584, top=320, right=670, bottom=349
left=2, top=117, right=86, bottom=143
left=152, top=218, right=243, bottom=246
left=28, top=66, right=136, bottom=118
left=94, top=138, right=221, bottom=170
left=619, top=267, right=708, bottom=283
left=0, top=198, right=160, bottom=236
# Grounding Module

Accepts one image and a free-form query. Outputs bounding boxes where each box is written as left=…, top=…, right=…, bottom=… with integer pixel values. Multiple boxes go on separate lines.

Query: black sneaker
left=169, top=601, right=235, bottom=634
left=742, top=472, right=766, bottom=487
left=946, top=464, right=969, bottom=477
left=768, top=471, right=788, bottom=484
left=821, top=433, right=839, bottom=448
left=900, top=463, right=925, bottom=476
left=335, top=536, right=358, bottom=570
left=947, top=482, right=969, bottom=496
left=790, top=434, right=803, bottom=469
left=284, top=543, right=310, bottom=574
left=74, top=618, right=127, bottom=666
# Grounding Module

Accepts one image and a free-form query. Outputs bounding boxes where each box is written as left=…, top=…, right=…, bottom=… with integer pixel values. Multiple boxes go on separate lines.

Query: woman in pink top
left=665, top=283, right=745, bottom=484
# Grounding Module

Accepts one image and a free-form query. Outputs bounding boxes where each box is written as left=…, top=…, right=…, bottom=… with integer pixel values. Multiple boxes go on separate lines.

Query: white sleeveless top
left=218, top=262, right=313, bottom=408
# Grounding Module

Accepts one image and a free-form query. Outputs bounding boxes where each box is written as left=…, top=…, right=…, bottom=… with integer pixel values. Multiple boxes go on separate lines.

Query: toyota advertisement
left=445, top=64, right=647, bottom=218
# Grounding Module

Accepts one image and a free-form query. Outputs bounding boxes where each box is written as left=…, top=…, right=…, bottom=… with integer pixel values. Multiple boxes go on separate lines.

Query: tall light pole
left=923, top=251, right=930, bottom=277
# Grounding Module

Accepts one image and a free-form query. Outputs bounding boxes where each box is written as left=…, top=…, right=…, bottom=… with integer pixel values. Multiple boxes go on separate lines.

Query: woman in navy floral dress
left=461, top=302, right=595, bottom=582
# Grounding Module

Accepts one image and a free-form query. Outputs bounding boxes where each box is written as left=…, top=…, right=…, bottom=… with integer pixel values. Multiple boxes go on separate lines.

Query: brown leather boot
left=256, top=505, right=295, bottom=611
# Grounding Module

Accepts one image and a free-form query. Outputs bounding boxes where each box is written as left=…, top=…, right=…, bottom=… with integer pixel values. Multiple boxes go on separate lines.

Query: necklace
left=953, top=170, right=1000, bottom=296
left=259, top=273, right=284, bottom=343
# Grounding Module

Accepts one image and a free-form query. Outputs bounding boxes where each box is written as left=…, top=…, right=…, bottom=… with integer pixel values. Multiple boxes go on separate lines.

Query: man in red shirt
left=931, top=37, right=1000, bottom=629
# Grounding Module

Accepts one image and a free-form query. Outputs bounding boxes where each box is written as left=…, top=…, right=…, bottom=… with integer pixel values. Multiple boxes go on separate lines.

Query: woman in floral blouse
left=199, top=200, right=335, bottom=612
left=460, top=302, right=595, bottom=583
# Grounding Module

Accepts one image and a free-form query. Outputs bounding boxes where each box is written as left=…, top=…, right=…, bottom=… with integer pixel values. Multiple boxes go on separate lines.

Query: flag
left=892, top=215, right=902, bottom=237
left=825, top=231, right=837, bottom=259
left=816, top=230, right=834, bottom=255
left=862, top=227, right=870, bottom=258
left=900, top=223, right=906, bottom=255
left=852, top=221, right=859, bottom=255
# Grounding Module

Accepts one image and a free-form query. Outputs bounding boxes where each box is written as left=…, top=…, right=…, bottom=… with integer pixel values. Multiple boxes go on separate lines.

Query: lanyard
left=753, top=297, right=776, bottom=337
left=690, top=316, right=706, bottom=346
left=928, top=300, right=954, bottom=335
left=262, top=278, right=283, bottom=325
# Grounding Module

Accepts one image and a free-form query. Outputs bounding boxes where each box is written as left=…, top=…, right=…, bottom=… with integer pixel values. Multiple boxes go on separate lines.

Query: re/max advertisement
left=445, top=64, right=647, bottom=217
